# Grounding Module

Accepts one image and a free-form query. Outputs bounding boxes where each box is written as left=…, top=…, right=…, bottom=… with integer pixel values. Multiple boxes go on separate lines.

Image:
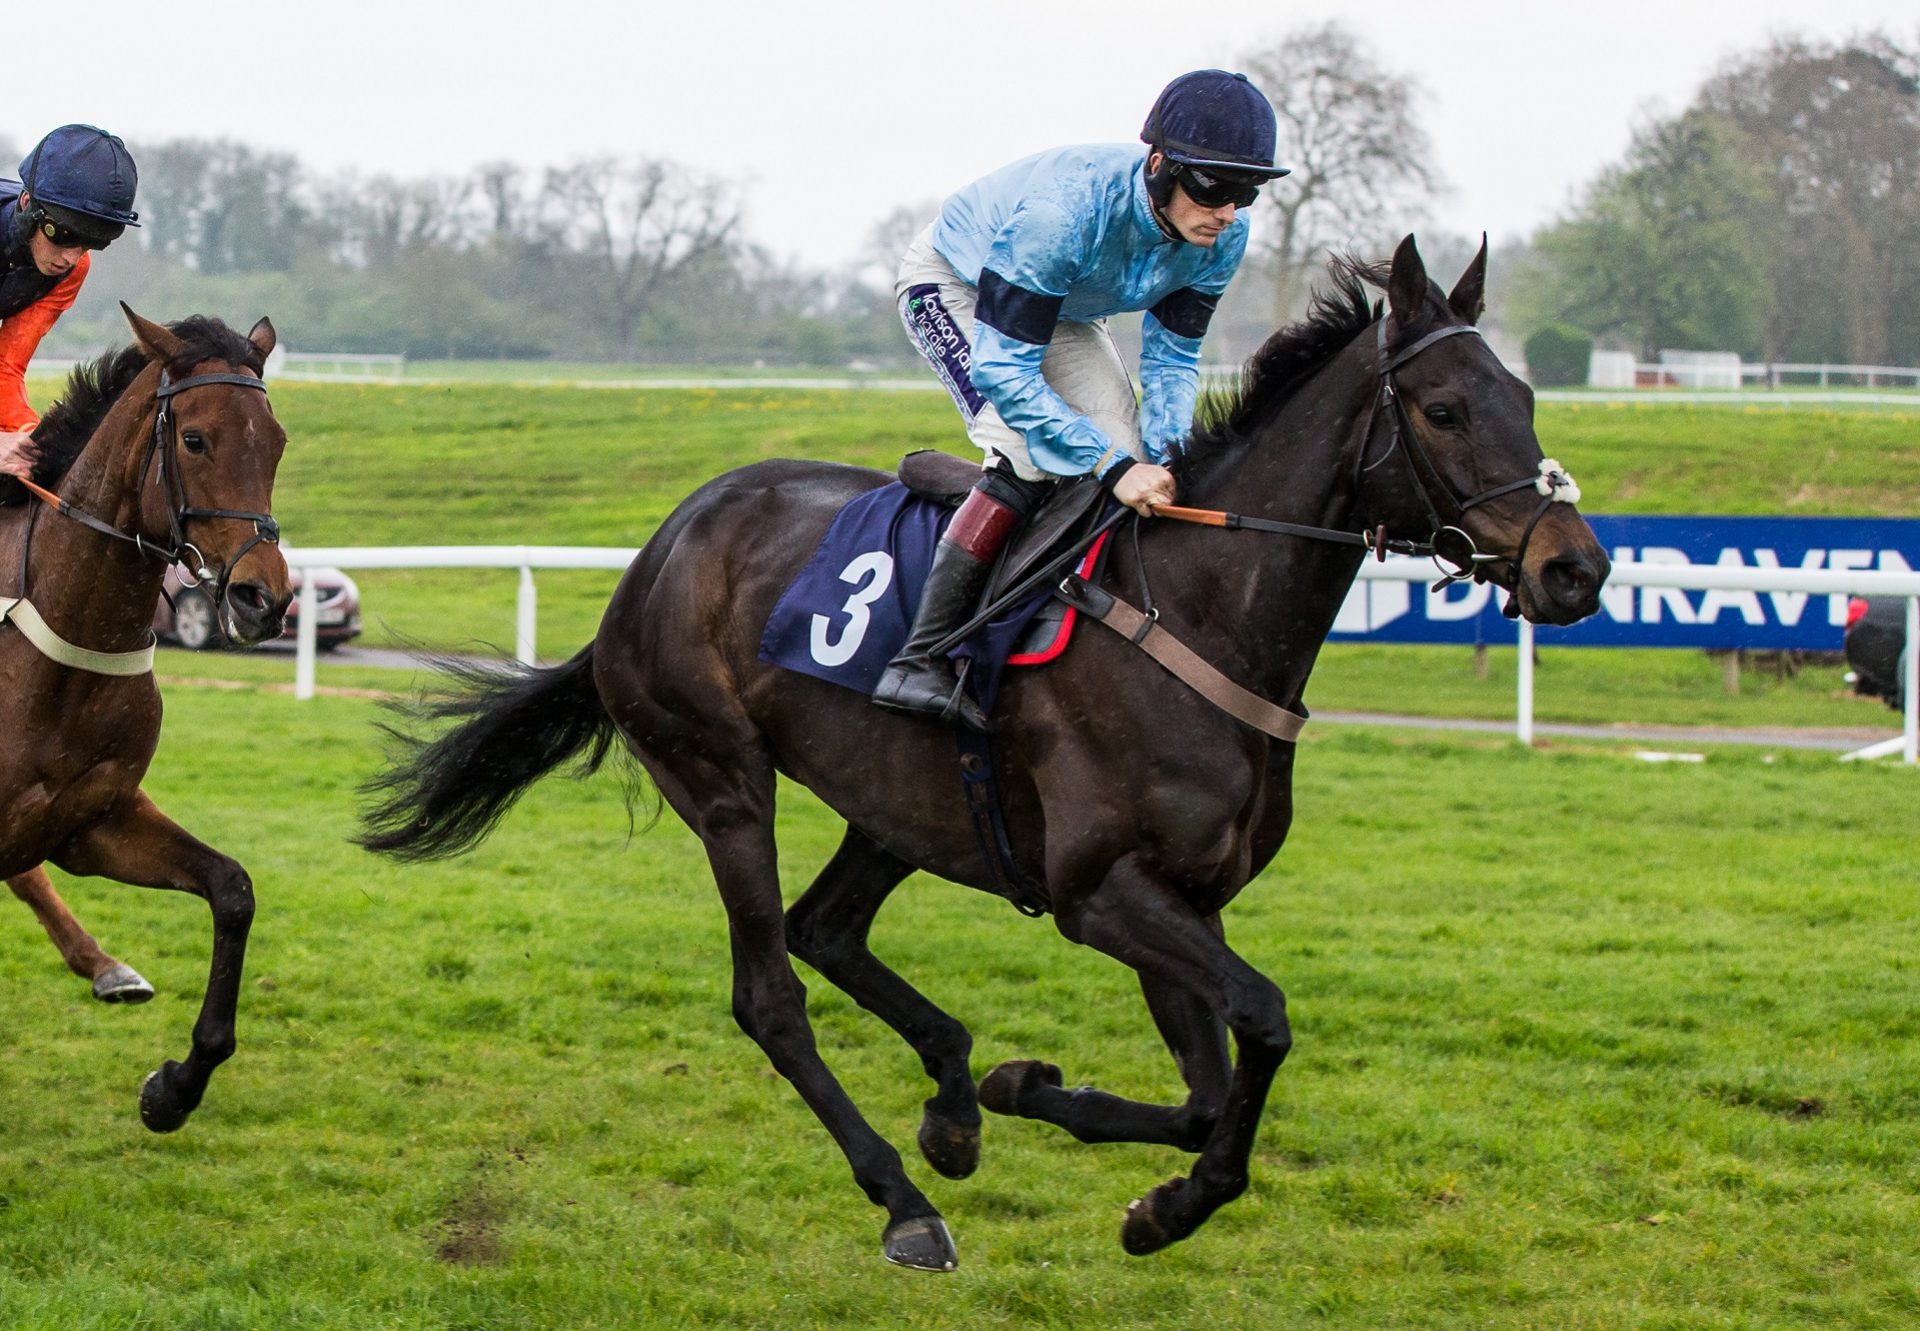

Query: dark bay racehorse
left=1, top=309, right=290, bottom=1131
left=361, top=238, right=1609, bottom=1268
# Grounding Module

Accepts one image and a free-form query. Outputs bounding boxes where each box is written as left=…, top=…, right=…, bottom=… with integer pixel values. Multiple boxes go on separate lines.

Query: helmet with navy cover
left=1141, top=70, right=1290, bottom=180
left=19, top=124, right=140, bottom=246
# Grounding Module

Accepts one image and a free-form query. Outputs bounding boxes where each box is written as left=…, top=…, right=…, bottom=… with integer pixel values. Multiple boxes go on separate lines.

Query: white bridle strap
left=0, top=597, right=156, bottom=676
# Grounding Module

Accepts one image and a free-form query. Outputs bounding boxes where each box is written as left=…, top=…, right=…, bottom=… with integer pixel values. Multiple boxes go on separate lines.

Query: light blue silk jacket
left=929, top=144, right=1247, bottom=478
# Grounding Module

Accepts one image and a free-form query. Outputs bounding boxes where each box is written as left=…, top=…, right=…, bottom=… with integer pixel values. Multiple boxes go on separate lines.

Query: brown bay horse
left=10, top=865, right=154, bottom=1002
left=360, top=239, right=1610, bottom=1268
left=2, top=309, right=290, bottom=1131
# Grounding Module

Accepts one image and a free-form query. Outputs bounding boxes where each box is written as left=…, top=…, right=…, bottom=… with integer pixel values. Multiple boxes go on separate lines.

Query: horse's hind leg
left=56, top=792, right=255, bottom=1133
left=9, top=867, right=155, bottom=1003
left=654, top=756, right=956, bottom=1270
left=979, top=965, right=1230, bottom=1152
left=1055, top=856, right=1292, bottom=1256
left=786, top=827, right=981, bottom=1179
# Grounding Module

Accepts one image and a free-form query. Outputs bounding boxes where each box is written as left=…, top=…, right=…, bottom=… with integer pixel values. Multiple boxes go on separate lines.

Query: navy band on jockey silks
left=977, top=269, right=1064, bottom=347
left=1149, top=286, right=1220, bottom=340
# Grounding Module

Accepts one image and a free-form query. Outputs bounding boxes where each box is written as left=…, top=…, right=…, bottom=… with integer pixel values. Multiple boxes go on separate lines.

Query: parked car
left=1843, top=597, right=1909, bottom=710
left=153, top=564, right=362, bottom=651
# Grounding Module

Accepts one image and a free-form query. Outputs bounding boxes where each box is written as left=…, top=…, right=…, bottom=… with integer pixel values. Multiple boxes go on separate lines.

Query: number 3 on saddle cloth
left=759, top=481, right=1110, bottom=915
left=758, top=481, right=1109, bottom=716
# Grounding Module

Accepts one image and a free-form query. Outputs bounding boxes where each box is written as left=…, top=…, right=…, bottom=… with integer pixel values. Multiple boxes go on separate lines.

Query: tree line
left=6, top=142, right=902, bottom=364
left=1507, top=32, right=1920, bottom=368
left=6, top=26, right=1914, bottom=371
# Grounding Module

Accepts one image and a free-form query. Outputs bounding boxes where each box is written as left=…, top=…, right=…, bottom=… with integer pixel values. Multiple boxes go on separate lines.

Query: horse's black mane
left=1180, top=256, right=1387, bottom=474
left=6, top=316, right=263, bottom=502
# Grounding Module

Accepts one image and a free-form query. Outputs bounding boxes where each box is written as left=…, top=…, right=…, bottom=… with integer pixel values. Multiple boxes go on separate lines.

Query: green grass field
left=1, top=683, right=1916, bottom=1329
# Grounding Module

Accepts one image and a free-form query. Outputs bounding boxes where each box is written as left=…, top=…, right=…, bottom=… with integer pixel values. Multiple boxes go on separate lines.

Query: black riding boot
left=872, top=482, right=1030, bottom=732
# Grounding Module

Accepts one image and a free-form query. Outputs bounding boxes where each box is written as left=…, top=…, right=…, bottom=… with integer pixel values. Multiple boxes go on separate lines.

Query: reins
left=19, top=368, right=278, bottom=584
left=1147, top=317, right=1581, bottom=595
left=1060, top=312, right=1585, bottom=743
left=7, top=365, right=279, bottom=672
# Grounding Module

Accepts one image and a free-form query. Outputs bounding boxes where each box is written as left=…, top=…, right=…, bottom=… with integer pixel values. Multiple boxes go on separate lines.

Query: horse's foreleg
left=979, top=963, right=1231, bottom=1152
left=786, top=827, right=981, bottom=1180
left=9, top=866, right=155, bottom=1002
left=55, top=791, right=254, bottom=1133
left=1056, top=856, right=1290, bottom=1256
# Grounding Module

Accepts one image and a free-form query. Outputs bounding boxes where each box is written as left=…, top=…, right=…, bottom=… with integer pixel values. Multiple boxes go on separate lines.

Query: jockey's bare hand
left=0, top=431, right=39, bottom=481
left=1112, top=462, right=1178, bottom=517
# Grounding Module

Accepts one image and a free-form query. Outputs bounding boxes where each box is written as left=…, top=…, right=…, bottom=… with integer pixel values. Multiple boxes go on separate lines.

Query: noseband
left=20, top=368, right=280, bottom=613
left=1361, top=319, right=1580, bottom=593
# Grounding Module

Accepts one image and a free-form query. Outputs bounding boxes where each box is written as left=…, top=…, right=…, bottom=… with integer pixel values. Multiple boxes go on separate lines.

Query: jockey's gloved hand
left=1108, top=461, right=1178, bottom=517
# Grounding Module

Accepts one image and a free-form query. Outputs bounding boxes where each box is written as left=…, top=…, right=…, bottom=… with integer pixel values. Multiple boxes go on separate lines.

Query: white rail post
left=295, top=576, right=318, bottom=700
left=1516, top=617, right=1536, bottom=746
left=1904, top=596, right=1918, bottom=765
left=516, top=561, right=537, bottom=666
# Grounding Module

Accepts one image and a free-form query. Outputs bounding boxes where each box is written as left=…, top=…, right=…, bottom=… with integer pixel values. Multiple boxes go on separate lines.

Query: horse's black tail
left=357, top=645, right=619, bottom=861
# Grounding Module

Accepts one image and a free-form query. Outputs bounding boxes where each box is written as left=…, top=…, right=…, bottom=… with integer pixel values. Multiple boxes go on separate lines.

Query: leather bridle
left=18, top=366, right=281, bottom=616
left=1357, top=318, right=1580, bottom=594
left=1154, top=316, right=1581, bottom=601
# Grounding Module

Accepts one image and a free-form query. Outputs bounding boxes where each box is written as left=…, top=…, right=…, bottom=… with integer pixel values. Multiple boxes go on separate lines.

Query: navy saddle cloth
left=759, top=483, right=1096, bottom=713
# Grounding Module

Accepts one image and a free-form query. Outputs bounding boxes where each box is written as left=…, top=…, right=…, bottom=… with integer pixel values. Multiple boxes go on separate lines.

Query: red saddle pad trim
left=1007, top=530, right=1112, bottom=668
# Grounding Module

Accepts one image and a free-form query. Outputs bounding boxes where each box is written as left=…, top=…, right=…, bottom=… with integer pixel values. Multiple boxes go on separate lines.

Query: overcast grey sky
left=25, top=0, right=1915, bottom=270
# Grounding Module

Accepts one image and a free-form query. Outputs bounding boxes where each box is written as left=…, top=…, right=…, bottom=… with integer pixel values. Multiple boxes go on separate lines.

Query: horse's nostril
left=1542, top=558, right=1597, bottom=605
left=229, top=583, right=272, bottom=616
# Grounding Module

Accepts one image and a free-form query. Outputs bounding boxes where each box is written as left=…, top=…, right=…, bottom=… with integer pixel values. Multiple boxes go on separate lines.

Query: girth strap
left=0, top=596, right=155, bottom=676
left=1056, top=576, right=1307, bottom=743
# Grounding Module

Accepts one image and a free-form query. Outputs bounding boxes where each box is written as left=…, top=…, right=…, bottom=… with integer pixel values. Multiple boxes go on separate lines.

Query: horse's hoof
left=882, top=1214, right=958, bottom=1272
left=93, top=964, right=155, bottom=1004
left=139, top=1063, right=193, bottom=1134
left=1122, top=1195, right=1172, bottom=1256
left=978, top=1059, right=1061, bottom=1117
left=1121, top=1179, right=1193, bottom=1256
left=917, top=1105, right=981, bottom=1180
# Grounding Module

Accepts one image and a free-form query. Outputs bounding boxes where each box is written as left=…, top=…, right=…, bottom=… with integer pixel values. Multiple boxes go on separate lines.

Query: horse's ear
left=1447, top=234, right=1489, bottom=326
left=248, top=317, right=277, bottom=360
left=1386, top=235, right=1429, bottom=333
left=120, top=303, right=186, bottom=364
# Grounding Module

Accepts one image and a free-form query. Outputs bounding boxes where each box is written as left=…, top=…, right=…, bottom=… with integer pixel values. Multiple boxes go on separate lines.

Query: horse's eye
left=182, top=431, right=209, bottom=455
left=1424, top=405, right=1457, bottom=429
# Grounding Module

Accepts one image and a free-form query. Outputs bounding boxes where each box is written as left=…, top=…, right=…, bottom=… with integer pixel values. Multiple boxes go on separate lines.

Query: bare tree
left=542, top=157, right=742, bottom=358
left=1238, top=23, right=1443, bottom=320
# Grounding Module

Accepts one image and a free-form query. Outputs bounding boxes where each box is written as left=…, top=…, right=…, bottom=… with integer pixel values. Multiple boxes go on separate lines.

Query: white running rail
left=276, top=545, right=1920, bottom=764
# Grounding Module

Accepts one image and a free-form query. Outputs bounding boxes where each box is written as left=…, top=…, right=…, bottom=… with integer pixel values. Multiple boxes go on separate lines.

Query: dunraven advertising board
left=1329, top=516, right=1920, bottom=650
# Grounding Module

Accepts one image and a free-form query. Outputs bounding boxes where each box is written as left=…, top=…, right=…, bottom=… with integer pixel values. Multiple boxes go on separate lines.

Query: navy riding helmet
left=1141, top=70, right=1289, bottom=211
left=18, top=124, right=140, bottom=247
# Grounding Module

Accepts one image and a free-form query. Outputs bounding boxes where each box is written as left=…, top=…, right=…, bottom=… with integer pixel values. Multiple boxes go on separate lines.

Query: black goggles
left=33, top=213, right=111, bottom=251
left=1177, top=165, right=1264, bottom=209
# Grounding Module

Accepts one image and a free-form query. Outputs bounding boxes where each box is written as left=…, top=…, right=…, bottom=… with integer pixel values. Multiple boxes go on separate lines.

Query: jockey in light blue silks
left=874, top=69, right=1289, bottom=732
